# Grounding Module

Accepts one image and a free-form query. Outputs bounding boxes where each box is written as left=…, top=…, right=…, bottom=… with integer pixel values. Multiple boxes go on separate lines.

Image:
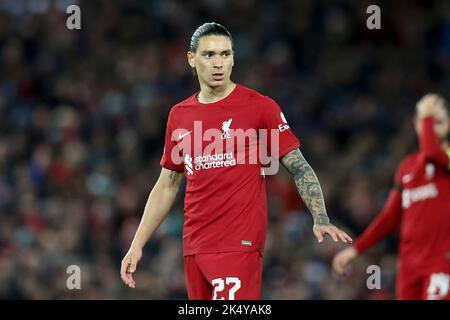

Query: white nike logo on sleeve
left=402, top=173, right=414, bottom=184
left=178, top=131, right=192, bottom=140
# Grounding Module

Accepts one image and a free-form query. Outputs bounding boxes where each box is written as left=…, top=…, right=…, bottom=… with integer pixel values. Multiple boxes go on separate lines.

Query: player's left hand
left=313, top=223, right=353, bottom=244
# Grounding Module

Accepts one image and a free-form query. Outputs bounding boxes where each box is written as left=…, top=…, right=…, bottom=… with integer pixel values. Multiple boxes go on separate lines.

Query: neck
left=198, top=81, right=236, bottom=104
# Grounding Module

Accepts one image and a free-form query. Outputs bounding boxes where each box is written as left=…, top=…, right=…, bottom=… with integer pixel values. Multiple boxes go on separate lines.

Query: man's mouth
left=212, top=73, right=224, bottom=81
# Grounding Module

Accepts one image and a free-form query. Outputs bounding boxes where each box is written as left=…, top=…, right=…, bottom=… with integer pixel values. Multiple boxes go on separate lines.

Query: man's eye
left=223, top=53, right=230, bottom=57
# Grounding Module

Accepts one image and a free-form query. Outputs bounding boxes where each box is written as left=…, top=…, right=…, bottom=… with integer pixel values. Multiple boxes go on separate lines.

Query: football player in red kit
left=120, top=22, right=352, bottom=299
left=333, top=93, right=450, bottom=300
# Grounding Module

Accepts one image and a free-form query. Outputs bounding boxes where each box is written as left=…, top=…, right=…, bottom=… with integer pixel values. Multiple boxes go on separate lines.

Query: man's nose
left=212, top=57, right=223, bottom=68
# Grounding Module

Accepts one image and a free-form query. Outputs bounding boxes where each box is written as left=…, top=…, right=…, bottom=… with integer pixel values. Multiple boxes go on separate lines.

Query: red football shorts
left=183, top=250, right=263, bottom=300
left=397, top=263, right=450, bottom=300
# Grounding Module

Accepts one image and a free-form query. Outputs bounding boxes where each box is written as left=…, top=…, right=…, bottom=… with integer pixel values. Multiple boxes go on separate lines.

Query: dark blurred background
left=0, top=0, right=449, bottom=299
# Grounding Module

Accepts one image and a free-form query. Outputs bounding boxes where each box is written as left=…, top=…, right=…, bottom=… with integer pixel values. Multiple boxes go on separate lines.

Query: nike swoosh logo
left=178, top=131, right=192, bottom=140
left=402, top=174, right=414, bottom=184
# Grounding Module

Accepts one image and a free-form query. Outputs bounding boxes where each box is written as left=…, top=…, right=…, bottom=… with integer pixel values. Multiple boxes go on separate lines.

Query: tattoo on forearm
left=281, top=149, right=330, bottom=226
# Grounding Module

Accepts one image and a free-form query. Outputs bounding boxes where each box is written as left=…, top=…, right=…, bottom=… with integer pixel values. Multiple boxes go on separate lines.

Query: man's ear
left=187, top=51, right=196, bottom=75
left=187, top=51, right=195, bottom=68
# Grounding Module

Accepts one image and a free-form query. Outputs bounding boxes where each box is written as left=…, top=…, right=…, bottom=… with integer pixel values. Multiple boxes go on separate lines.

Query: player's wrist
left=313, top=214, right=330, bottom=226
left=130, top=239, right=145, bottom=252
left=348, top=246, right=358, bottom=258
left=348, top=245, right=359, bottom=259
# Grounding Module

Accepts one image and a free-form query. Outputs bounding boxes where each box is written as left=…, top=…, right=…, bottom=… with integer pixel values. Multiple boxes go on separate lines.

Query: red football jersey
left=394, top=152, right=450, bottom=269
left=160, top=84, right=300, bottom=256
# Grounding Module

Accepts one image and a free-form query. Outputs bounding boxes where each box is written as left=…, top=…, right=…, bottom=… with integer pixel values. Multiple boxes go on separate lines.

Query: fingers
left=330, top=229, right=339, bottom=242
left=343, top=232, right=353, bottom=244
left=337, top=230, right=353, bottom=244
left=313, top=228, right=324, bottom=243
left=128, top=262, right=136, bottom=274
left=314, top=225, right=353, bottom=244
left=120, top=258, right=137, bottom=288
left=127, top=270, right=136, bottom=288
left=333, top=248, right=356, bottom=276
left=332, top=255, right=347, bottom=276
left=120, top=260, right=130, bottom=286
left=127, top=262, right=137, bottom=288
left=320, top=226, right=339, bottom=242
left=120, top=260, right=128, bottom=283
left=333, top=252, right=348, bottom=275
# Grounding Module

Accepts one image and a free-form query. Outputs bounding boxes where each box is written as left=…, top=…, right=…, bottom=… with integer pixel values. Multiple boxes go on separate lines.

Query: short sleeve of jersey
left=261, top=97, right=301, bottom=159
left=160, top=109, right=184, bottom=172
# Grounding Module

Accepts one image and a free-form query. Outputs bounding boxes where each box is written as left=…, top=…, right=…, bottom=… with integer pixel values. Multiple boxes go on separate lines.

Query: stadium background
left=0, top=0, right=449, bottom=299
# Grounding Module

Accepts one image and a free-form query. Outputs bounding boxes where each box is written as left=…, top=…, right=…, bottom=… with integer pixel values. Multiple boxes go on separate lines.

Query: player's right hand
left=416, top=93, right=446, bottom=119
left=120, top=246, right=142, bottom=288
left=332, top=246, right=357, bottom=276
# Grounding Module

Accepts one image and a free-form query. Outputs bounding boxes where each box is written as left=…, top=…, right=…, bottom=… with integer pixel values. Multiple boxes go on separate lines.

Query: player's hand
left=416, top=93, right=446, bottom=119
left=120, top=246, right=142, bottom=288
left=313, top=223, right=353, bottom=244
left=332, top=246, right=357, bottom=276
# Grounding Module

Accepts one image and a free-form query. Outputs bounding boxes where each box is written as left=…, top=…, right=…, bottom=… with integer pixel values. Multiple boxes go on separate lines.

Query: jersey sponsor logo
left=401, top=183, right=438, bottom=209
left=184, top=154, right=194, bottom=175
left=221, top=118, right=233, bottom=139
left=194, top=152, right=236, bottom=171
left=178, top=130, right=192, bottom=141
left=183, top=152, right=237, bottom=174
left=278, top=112, right=290, bottom=132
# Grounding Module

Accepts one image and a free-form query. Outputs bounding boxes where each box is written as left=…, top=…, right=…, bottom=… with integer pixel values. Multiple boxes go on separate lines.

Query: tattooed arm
left=281, top=148, right=352, bottom=244
left=121, top=168, right=184, bottom=288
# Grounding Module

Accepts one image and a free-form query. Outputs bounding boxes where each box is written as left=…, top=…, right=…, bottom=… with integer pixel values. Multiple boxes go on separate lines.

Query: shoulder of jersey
left=239, top=85, right=275, bottom=107
left=239, top=85, right=269, bottom=99
left=398, top=152, right=421, bottom=172
left=172, top=93, right=198, bottom=110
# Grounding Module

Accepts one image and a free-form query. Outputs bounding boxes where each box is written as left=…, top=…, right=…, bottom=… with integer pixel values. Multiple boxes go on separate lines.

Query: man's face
left=188, top=35, right=234, bottom=88
left=415, top=104, right=450, bottom=142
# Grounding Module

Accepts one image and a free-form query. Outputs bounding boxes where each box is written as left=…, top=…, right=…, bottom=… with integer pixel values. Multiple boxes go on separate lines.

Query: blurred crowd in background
left=0, top=0, right=449, bottom=299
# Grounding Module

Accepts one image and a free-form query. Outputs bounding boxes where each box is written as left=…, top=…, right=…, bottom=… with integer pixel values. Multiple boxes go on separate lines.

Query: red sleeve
left=353, top=163, right=404, bottom=254
left=160, top=109, right=184, bottom=172
left=260, top=98, right=300, bottom=159
left=420, top=116, right=450, bottom=169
